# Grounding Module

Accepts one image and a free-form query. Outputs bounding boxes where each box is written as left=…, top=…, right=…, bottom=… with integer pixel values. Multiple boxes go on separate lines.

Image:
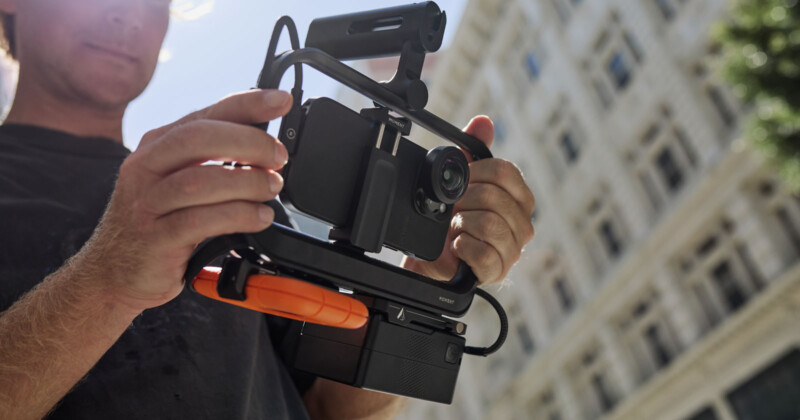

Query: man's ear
left=0, top=0, right=16, bottom=14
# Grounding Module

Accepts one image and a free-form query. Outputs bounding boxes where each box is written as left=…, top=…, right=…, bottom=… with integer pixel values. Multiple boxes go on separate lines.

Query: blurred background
left=2, top=0, right=798, bottom=419
left=394, top=1, right=800, bottom=420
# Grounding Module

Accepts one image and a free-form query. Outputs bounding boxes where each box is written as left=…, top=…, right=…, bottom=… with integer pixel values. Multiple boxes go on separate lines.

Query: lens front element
left=440, top=156, right=467, bottom=200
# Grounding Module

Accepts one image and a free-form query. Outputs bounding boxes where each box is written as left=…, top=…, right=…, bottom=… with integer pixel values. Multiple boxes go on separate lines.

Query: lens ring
left=420, top=146, right=470, bottom=205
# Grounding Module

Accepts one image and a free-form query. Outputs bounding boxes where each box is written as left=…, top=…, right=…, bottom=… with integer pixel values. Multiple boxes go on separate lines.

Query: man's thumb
left=461, top=115, right=494, bottom=162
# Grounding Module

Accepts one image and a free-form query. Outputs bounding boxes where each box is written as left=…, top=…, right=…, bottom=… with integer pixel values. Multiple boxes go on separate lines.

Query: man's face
left=13, top=0, right=170, bottom=110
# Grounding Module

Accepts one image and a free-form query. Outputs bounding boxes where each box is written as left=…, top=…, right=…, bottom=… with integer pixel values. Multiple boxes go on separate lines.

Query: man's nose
left=105, top=0, right=146, bottom=32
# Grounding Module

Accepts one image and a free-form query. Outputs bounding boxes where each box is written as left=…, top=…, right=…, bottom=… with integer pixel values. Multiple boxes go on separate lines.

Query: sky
left=122, top=0, right=467, bottom=150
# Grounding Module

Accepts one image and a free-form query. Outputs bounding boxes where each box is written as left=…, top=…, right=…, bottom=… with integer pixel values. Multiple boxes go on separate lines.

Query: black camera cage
left=184, top=4, right=507, bottom=357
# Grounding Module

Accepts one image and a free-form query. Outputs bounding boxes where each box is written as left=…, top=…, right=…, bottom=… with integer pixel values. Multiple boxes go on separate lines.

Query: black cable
left=464, top=288, right=508, bottom=357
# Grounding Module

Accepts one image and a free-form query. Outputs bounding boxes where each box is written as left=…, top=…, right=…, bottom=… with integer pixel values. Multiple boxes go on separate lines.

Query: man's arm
left=0, top=249, right=142, bottom=419
left=0, top=89, right=293, bottom=418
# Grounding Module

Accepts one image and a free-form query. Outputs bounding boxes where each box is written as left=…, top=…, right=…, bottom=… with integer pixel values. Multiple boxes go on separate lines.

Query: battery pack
left=284, top=311, right=466, bottom=404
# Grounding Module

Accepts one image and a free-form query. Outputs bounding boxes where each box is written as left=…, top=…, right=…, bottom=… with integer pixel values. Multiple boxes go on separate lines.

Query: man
left=0, top=0, right=535, bottom=419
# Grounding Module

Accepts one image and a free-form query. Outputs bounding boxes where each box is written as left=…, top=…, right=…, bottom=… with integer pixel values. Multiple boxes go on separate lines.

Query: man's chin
left=72, top=78, right=144, bottom=112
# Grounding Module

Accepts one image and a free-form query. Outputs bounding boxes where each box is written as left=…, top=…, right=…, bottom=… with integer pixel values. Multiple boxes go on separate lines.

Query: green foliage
left=715, top=0, right=800, bottom=191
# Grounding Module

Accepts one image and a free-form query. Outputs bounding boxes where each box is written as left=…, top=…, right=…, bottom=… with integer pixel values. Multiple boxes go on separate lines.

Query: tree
left=715, top=0, right=800, bottom=191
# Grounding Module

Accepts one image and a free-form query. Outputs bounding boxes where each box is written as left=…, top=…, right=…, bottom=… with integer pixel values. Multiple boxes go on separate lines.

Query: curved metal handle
left=257, top=47, right=492, bottom=162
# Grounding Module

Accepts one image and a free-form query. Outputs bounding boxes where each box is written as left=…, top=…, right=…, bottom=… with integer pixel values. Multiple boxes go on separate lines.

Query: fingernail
left=259, top=205, right=274, bottom=224
left=274, top=141, right=288, bottom=166
left=268, top=171, right=284, bottom=194
left=264, top=90, right=290, bottom=108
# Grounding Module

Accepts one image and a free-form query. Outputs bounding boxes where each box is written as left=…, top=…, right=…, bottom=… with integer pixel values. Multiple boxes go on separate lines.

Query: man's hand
left=80, top=89, right=293, bottom=312
left=305, top=116, right=535, bottom=420
left=0, top=89, right=293, bottom=419
left=402, top=115, right=536, bottom=285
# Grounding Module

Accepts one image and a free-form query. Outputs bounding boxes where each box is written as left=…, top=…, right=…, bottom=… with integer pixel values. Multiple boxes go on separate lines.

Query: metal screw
left=286, top=128, right=296, bottom=140
left=455, top=322, right=466, bottom=335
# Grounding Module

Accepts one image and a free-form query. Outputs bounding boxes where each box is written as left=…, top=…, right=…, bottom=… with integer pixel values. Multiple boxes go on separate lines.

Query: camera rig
left=183, top=2, right=508, bottom=404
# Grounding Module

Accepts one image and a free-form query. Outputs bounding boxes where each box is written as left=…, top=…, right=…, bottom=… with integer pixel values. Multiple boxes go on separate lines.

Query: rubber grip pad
left=193, top=267, right=368, bottom=329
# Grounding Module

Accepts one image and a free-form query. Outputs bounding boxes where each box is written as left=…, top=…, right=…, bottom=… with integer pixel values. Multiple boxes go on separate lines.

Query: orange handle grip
left=192, top=267, right=368, bottom=329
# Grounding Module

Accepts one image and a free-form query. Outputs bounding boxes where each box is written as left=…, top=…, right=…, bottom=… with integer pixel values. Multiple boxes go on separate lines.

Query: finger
left=454, top=183, right=535, bottom=248
left=140, top=119, right=288, bottom=175
left=154, top=200, right=275, bottom=248
left=452, top=210, right=519, bottom=281
left=467, top=159, right=536, bottom=217
left=139, top=89, right=292, bottom=148
left=452, top=232, right=503, bottom=285
left=460, top=115, right=495, bottom=163
left=144, top=165, right=284, bottom=215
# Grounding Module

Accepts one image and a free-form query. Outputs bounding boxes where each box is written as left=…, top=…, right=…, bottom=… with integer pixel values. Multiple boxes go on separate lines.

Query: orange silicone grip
left=192, top=267, right=368, bottom=329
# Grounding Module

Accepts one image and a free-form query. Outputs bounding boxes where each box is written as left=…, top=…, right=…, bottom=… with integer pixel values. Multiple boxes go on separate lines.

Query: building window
left=628, top=107, right=698, bottom=217
left=591, top=373, right=617, bottom=413
left=710, top=260, right=747, bottom=311
left=616, top=289, right=681, bottom=383
left=515, top=323, right=536, bottom=356
left=585, top=13, right=645, bottom=110
left=776, top=207, right=800, bottom=253
left=540, top=100, right=586, bottom=183
left=569, top=344, right=621, bottom=418
left=526, top=389, right=563, bottom=420
left=727, top=349, right=800, bottom=420
left=676, top=219, right=764, bottom=332
left=655, top=147, right=683, bottom=191
left=690, top=51, right=740, bottom=139
left=526, top=52, right=542, bottom=80
left=507, top=302, right=536, bottom=358
left=707, top=85, right=736, bottom=128
left=644, top=325, right=672, bottom=367
left=534, top=249, right=579, bottom=332
left=599, top=220, right=624, bottom=258
left=507, top=300, right=536, bottom=357
left=559, top=132, right=580, bottom=164
left=654, top=0, right=676, bottom=21
left=485, top=301, right=534, bottom=391
left=554, top=276, right=575, bottom=312
left=496, top=16, right=546, bottom=105
left=755, top=179, right=800, bottom=262
left=578, top=191, right=629, bottom=274
left=607, top=52, right=632, bottom=90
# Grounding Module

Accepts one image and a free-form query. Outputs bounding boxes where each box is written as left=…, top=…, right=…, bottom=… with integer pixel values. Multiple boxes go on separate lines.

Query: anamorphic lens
left=419, top=146, right=470, bottom=206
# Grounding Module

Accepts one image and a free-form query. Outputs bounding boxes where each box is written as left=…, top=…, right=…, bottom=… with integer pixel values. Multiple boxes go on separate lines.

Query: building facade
left=396, top=0, right=800, bottom=419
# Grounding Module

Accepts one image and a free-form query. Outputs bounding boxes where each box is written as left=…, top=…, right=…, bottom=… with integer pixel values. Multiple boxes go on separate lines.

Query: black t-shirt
left=0, top=124, right=312, bottom=419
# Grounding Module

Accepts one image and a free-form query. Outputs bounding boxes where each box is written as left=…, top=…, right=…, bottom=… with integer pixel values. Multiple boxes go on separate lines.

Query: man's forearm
left=0, top=252, right=141, bottom=419
left=303, top=378, right=406, bottom=420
